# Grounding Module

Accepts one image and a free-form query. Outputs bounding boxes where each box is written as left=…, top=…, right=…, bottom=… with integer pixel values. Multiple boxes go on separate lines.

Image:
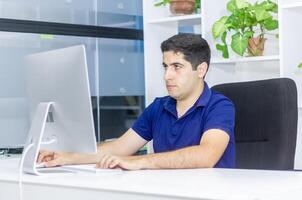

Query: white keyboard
left=62, top=164, right=123, bottom=173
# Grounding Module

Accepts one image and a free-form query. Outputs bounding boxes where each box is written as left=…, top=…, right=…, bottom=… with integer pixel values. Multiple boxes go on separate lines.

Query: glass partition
left=0, top=0, right=144, bottom=148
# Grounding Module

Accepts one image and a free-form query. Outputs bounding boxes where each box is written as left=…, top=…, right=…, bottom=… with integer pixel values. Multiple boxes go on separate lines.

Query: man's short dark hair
left=161, top=33, right=211, bottom=71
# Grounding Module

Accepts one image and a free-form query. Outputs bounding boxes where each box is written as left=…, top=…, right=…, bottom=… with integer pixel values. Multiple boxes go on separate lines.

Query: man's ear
left=196, top=62, right=208, bottom=79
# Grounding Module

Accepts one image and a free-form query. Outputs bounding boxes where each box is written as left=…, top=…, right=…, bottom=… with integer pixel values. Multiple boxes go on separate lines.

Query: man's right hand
left=36, top=128, right=148, bottom=168
left=37, top=150, right=76, bottom=167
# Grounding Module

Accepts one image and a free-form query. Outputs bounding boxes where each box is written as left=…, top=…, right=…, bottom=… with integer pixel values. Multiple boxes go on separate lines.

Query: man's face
left=163, top=51, right=203, bottom=101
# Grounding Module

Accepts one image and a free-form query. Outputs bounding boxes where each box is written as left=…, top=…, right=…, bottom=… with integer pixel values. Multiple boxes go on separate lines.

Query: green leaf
left=216, top=43, right=229, bottom=58
left=221, top=31, right=227, bottom=44
left=231, top=33, right=249, bottom=56
left=235, top=0, right=251, bottom=9
left=264, top=0, right=278, bottom=13
left=154, top=0, right=170, bottom=7
left=226, top=14, right=240, bottom=29
left=154, top=2, right=164, bottom=6
left=243, top=30, right=254, bottom=38
left=244, top=13, right=256, bottom=27
left=212, top=17, right=228, bottom=39
left=227, top=0, right=237, bottom=13
left=271, top=3, right=278, bottom=13
left=195, top=0, right=201, bottom=10
left=220, top=16, right=229, bottom=24
left=254, top=6, right=272, bottom=21
left=298, top=63, right=302, bottom=68
left=237, top=9, right=249, bottom=26
left=263, top=19, right=278, bottom=30
left=212, top=21, right=225, bottom=39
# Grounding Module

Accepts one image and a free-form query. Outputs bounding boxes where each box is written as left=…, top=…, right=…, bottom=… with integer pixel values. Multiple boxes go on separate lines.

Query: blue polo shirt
left=132, top=82, right=236, bottom=168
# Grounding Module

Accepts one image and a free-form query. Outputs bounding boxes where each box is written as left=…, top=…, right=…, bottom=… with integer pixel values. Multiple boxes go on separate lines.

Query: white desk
left=1, top=158, right=302, bottom=200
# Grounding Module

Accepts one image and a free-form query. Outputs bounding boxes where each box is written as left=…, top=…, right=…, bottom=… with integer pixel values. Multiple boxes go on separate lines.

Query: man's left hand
left=96, top=155, right=143, bottom=170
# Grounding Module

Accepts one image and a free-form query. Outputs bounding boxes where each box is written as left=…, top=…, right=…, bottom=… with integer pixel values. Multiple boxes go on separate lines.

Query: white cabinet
left=143, top=0, right=302, bottom=168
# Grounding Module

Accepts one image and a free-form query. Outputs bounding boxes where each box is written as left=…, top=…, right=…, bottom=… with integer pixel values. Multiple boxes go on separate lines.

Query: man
left=38, top=33, right=235, bottom=170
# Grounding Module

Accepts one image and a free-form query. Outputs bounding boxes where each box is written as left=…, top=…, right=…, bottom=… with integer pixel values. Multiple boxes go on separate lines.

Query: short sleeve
left=131, top=99, right=158, bottom=141
left=203, top=97, right=235, bottom=137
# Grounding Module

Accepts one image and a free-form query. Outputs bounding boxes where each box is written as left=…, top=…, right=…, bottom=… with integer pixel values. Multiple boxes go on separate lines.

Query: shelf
left=281, top=2, right=302, bottom=11
left=147, top=14, right=201, bottom=25
left=211, top=55, right=280, bottom=64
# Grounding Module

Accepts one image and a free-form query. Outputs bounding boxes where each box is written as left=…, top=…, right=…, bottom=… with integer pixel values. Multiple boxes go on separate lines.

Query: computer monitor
left=22, top=45, right=97, bottom=175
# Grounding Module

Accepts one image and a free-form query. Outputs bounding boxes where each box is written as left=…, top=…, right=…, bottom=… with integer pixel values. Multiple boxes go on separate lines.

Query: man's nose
left=164, top=67, right=174, bottom=81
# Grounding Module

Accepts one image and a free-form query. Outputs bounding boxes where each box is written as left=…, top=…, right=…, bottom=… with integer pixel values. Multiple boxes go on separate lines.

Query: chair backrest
left=212, top=78, right=298, bottom=170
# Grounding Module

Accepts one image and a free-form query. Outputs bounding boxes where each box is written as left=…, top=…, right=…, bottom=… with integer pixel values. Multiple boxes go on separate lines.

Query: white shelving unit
left=212, top=55, right=280, bottom=64
left=143, top=0, right=282, bottom=106
left=200, top=0, right=280, bottom=89
left=280, top=0, right=302, bottom=107
left=148, top=13, right=201, bottom=24
left=281, top=1, right=302, bottom=9
left=279, top=0, right=302, bottom=169
left=143, top=0, right=302, bottom=167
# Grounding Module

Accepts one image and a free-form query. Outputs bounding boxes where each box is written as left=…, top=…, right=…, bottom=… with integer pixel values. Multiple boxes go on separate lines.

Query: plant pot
left=170, top=0, right=195, bottom=15
left=247, top=36, right=267, bottom=56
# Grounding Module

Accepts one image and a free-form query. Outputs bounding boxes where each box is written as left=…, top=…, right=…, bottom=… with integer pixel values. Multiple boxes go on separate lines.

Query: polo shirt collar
left=164, top=82, right=212, bottom=118
left=195, top=82, right=212, bottom=107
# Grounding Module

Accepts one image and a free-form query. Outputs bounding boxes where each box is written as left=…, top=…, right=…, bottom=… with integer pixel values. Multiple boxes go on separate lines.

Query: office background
left=0, top=0, right=144, bottom=146
left=0, top=0, right=301, bottom=169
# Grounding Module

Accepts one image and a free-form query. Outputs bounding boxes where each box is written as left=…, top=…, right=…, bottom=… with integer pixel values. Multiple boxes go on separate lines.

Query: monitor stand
left=22, top=102, right=54, bottom=175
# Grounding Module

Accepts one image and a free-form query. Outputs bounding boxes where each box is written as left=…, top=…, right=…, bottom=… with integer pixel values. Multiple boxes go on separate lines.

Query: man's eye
left=175, top=65, right=182, bottom=69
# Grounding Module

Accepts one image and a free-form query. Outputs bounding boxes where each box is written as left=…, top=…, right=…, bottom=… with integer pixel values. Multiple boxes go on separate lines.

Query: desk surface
left=1, top=158, right=302, bottom=200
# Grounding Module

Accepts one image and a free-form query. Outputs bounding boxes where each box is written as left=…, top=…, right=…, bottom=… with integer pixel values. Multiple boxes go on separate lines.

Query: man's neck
left=176, top=82, right=205, bottom=118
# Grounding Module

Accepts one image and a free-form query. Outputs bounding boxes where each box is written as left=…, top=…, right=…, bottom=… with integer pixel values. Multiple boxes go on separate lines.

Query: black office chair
left=212, top=78, right=298, bottom=170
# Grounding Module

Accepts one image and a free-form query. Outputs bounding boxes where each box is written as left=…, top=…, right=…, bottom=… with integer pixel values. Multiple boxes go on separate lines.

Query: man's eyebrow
left=170, top=62, right=184, bottom=66
left=162, top=62, right=184, bottom=67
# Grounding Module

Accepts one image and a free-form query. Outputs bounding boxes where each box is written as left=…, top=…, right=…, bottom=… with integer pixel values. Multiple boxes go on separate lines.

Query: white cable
left=18, top=143, right=34, bottom=200
left=18, top=136, right=57, bottom=200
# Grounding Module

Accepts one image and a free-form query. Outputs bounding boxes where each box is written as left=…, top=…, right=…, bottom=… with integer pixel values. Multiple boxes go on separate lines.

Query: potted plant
left=212, top=0, right=278, bottom=58
left=154, top=0, right=201, bottom=15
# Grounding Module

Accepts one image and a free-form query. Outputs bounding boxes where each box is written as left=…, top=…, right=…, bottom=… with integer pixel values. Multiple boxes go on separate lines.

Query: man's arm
left=38, top=128, right=148, bottom=167
left=96, top=129, right=230, bottom=170
left=97, top=128, right=148, bottom=156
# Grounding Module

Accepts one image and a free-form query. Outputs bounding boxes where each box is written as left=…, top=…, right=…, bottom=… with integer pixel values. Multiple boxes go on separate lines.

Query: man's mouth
left=166, top=85, right=177, bottom=90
